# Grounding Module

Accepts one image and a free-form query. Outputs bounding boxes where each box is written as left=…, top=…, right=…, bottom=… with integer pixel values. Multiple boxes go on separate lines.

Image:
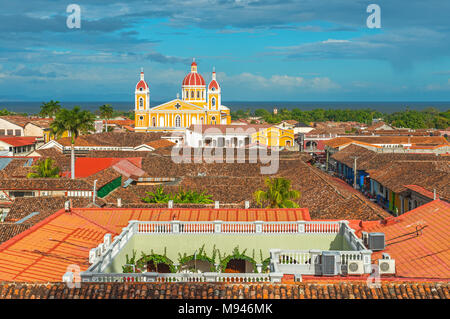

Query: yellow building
left=135, top=61, right=231, bottom=132
left=250, top=126, right=295, bottom=148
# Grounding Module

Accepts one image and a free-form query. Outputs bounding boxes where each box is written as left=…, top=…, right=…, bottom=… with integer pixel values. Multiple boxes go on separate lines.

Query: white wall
left=0, top=119, right=23, bottom=136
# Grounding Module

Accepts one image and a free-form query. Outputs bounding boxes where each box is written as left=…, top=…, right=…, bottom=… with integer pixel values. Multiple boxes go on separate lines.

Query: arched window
left=140, top=88, right=143, bottom=91
left=200, top=117, right=204, bottom=124
left=197, top=91, right=200, bottom=99
left=212, top=97, right=216, bottom=107
left=159, top=116, right=164, bottom=127
left=202, top=91, right=204, bottom=99
left=139, top=98, right=143, bottom=108
left=191, top=91, right=194, bottom=99
left=175, top=115, right=181, bottom=127
left=211, top=116, right=216, bottom=125
left=152, top=117, right=156, bottom=127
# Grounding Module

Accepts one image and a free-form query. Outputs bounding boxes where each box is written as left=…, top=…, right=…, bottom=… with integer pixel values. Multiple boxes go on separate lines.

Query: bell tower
left=135, top=68, right=150, bottom=130
left=208, top=67, right=221, bottom=110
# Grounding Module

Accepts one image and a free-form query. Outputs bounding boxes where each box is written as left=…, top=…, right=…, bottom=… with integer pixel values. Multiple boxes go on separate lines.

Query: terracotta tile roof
left=0, top=224, right=30, bottom=244
left=0, top=158, right=35, bottom=178
left=0, top=116, right=53, bottom=128
left=0, top=116, right=31, bottom=128
left=0, top=281, right=448, bottom=299
left=326, top=136, right=449, bottom=149
left=404, top=185, right=437, bottom=200
left=145, top=139, right=175, bottom=149
left=4, top=197, right=99, bottom=225
left=104, top=119, right=134, bottom=126
left=0, top=207, right=310, bottom=282
left=56, top=132, right=165, bottom=147
left=331, top=144, right=448, bottom=171
left=83, top=167, right=122, bottom=190
left=362, top=200, right=450, bottom=280
left=0, top=137, right=37, bottom=147
left=105, top=156, right=388, bottom=221
left=367, top=161, right=449, bottom=200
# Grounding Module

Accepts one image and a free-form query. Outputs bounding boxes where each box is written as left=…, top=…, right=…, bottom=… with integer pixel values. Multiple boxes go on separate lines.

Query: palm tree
left=27, top=158, right=60, bottom=178
left=254, top=177, right=300, bottom=208
left=99, top=104, right=114, bottom=132
left=39, top=100, right=61, bottom=118
left=50, top=106, right=95, bottom=179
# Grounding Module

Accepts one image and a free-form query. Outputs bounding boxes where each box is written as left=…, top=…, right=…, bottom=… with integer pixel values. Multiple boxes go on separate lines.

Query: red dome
left=136, top=72, right=149, bottom=90
left=208, top=79, right=219, bottom=90
left=182, top=72, right=205, bottom=86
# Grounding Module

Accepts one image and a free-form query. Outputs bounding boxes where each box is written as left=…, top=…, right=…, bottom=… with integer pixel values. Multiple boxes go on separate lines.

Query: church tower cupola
left=208, top=67, right=221, bottom=110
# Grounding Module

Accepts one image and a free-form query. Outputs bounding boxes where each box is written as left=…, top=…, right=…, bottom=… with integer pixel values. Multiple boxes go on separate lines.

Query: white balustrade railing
left=134, top=220, right=343, bottom=235
left=81, top=272, right=282, bottom=283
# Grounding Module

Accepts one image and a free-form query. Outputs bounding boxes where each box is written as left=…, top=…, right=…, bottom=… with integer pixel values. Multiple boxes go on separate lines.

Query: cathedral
left=134, top=60, right=231, bottom=132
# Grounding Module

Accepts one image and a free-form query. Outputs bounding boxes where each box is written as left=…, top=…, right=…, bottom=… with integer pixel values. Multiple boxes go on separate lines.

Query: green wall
left=104, top=233, right=352, bottom=273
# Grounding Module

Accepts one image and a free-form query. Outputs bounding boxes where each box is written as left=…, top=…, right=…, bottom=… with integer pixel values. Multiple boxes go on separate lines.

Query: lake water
left=1, top=101, right=449, bottom=114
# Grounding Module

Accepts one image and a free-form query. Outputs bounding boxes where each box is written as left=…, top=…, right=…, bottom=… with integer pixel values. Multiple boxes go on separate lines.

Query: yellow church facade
left=134, top=61, right=231, bottom=132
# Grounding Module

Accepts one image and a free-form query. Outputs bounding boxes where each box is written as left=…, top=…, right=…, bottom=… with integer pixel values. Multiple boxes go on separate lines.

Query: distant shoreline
left=1, top=101, right=449, bottom=114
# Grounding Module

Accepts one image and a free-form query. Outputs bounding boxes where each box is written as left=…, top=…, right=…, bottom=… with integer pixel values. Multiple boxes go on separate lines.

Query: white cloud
left=322, top=39, right=350, bottom=44
left=221, top=72, right=340, bottom=91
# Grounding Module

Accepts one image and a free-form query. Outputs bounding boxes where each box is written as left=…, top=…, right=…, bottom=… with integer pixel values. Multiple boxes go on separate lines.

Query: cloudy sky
left=0, top=0, right=449, bottom=102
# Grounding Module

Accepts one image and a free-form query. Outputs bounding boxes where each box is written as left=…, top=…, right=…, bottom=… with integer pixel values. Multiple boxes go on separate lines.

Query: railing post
left=297, top=221, right=306, bottom=233
left=171, top=220, right=180, bottom=233
left=361, top=250, right=372, bottom=274
left=128, top=220, right=139, bottom=235
left=214, top=220, right=222, bottom=233
left=256, top=263, right=263, bottom=273
left=255, top=221, right=263, bottom=233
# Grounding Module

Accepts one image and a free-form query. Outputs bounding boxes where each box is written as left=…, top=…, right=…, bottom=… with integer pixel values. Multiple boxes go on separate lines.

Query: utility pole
left=350, top=156, right=359, bottom=189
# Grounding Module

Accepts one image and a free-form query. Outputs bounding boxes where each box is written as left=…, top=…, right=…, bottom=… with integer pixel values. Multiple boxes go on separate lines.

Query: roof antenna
left=141, top=67, right=143, bottom=73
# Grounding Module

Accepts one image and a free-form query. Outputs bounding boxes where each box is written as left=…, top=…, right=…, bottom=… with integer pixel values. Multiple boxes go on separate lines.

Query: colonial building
left=134, top=61, right=231, bottom=132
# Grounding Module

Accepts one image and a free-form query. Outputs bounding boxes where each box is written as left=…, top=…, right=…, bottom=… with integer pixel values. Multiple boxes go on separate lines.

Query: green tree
left=50, top=106, right=95, bottom=179
left=39, top=100, right=61, bottom=118
left=27, top=158, right=60, bottom=178
left=99, top=104, right=114, bottom=132
left=254, top=177, right=300, bottom=208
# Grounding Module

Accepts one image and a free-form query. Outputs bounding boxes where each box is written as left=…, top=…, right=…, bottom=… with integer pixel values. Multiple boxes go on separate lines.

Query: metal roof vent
left=368, top=232, right=385, bottom=251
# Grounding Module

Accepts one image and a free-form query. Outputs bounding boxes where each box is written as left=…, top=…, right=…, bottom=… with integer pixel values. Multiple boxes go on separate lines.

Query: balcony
left=76, top=220, right=372, bottom=283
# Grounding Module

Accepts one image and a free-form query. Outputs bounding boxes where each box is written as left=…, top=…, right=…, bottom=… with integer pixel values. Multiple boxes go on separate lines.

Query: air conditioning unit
left=368, top=232, right=385, bottom=251
left=321, top=252, right=340, bottom=276
left=378, top=259, right=396, bottom=275
left=361, top=231, right=368, bottom=246
left=347, top=260, right=364, bottom=275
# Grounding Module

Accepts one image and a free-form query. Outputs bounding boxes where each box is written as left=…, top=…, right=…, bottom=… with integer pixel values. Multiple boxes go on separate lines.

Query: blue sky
left=0, top=0, right=450, bottom=102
